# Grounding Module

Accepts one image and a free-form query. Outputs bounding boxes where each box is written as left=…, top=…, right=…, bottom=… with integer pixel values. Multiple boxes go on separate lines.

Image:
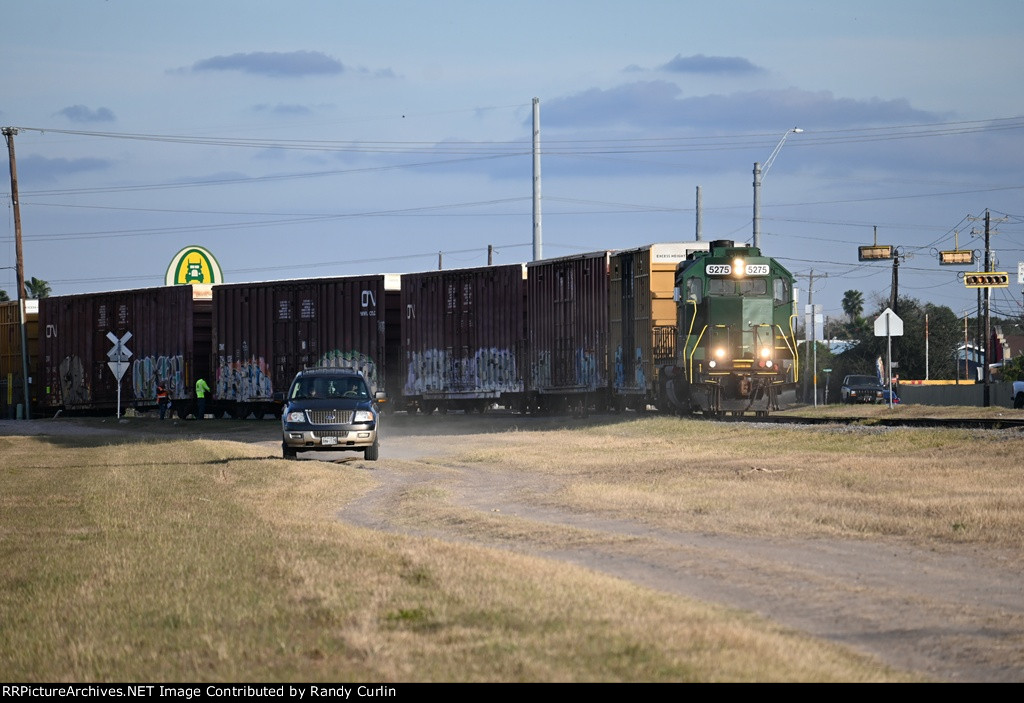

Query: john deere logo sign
left=165, top=246, right=223, bottom=286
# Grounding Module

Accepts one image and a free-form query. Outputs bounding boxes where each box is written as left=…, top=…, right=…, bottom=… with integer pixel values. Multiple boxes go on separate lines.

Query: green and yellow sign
left=165, top=246, right=223, bottom=286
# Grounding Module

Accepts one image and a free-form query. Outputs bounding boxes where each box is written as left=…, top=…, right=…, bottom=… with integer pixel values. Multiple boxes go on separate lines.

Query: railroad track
left=717, top=412, right=1024, bottom=431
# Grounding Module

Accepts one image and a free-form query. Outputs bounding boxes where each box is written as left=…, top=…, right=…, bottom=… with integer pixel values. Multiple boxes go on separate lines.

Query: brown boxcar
left=525, top=250, right=611, bottom=412
left=400, top=263, right=526, bottom=412
left=211, top=275, right=399, bottom=418
left=37, top=285, right=210, bottom=414
left=609, top=242, right=708, bottom=409
left=0, top=299, right=39, bottom=417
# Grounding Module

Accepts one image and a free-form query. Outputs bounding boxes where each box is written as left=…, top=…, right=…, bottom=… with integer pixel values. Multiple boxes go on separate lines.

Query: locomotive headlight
left=760, top=347, right=771, bottom=359
left=708, top=360, right=717, bottom=369
left=764, top=359, right=774, bottom=369
left=714, top=347, right=726, bottom=359
left=733, top=258, right=745, bottom=276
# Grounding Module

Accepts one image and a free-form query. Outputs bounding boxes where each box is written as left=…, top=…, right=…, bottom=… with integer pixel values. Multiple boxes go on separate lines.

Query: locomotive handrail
left=688, top=325, right=708, bottom=383
left=786, top=315, right=800, bottom=380
left=682, top=298, right=700, bottom=382
left=775, top=324, right=797, bottom=381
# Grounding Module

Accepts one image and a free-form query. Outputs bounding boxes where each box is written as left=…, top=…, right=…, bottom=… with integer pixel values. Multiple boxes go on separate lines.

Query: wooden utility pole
left=2, top=128, right=25, bottom=300
left=3, top=126, right=30, bottom=418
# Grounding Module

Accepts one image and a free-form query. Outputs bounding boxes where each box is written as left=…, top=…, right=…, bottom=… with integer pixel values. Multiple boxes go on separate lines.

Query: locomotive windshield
left=707, top=278, right=768, bottom=297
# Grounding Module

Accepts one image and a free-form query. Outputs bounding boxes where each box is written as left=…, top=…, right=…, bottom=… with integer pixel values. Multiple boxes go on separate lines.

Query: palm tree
left=26, top=277, right=51, bottom=299
left=841, top=290, right=864, bottom=324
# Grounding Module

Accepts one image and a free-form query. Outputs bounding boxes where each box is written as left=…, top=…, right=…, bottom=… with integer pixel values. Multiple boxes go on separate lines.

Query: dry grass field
left=3, top=410, right=1022, bottom=682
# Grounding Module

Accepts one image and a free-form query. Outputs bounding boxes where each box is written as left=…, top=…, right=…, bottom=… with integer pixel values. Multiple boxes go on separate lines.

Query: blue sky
left=1, top=0, right=1023, bottom=326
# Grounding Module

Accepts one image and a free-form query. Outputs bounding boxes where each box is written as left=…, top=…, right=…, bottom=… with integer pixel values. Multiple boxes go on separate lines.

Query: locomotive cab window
left=708, top=279, right=767, bottom=297
left=773, top=278, right=791, bottom=306
left=685, top=277, right=702, bottom=303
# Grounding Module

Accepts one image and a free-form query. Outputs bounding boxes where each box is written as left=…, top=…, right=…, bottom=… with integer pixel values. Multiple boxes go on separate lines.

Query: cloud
left=19, top=155, right=113, bottom=183
left=56, top=105, right=116, bottom=123
left=541, top=82, right=942, bottom=131
left=660, top=54, right=765, bottom=75
left=190, top=51, right=344, bottom=77
left=252, top=103, right=314, bottom=116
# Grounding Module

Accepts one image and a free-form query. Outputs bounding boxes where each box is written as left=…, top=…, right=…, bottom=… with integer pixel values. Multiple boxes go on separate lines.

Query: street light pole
left=753, top=127, right=802, bottom=250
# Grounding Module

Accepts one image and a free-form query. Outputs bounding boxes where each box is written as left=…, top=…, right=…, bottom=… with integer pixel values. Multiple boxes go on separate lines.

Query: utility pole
left=532, top=97, right=542, bottom=261
left=487, top=244, right=493, bottom=266
left=803, top=270, right=827, bottom=405
left=967, top=208, right=1006, bottom=406
left=3, top=126, right=30, bottom=419
left=695, top=186, right=703, bottom=241
left=984, top=209, right=992, bottom=406
left=890, top=252, right=900, bottom=314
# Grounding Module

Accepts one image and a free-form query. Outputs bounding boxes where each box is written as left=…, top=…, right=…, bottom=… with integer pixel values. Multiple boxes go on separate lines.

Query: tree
left=26, top=277, right=51, bottom=299
left=841, top=289, right=864, bottom=323
left=826, top=295, right=962, bottom=399
left=0, top=289, right=8, bottom=302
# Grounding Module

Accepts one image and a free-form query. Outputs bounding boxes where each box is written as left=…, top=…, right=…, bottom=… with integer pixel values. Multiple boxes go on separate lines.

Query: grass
left=0, top=426, right=913, bottom=682
left=445, top=417, right=1024, bottom=550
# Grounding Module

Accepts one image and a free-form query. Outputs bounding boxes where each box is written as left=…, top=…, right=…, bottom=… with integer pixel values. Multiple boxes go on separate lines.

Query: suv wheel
left=282, top=443, right=297, bottom=460
left=364, top=442, right=380, bottom=461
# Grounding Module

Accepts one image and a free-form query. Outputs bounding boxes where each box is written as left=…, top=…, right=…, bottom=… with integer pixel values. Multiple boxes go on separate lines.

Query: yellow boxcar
left=609, top=242, right=708, bottom=410
left=0, top=299, right=39, bottom=416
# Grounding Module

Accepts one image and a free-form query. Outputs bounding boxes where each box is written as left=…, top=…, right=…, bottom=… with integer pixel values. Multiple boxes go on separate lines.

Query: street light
left=753, top=127, right=803, bottom=250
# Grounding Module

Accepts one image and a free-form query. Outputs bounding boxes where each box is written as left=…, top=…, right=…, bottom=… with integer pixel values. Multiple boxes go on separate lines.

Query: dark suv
left=281, top=369, right=384, bottom=461
left=840, top=374, right=885, bottom=404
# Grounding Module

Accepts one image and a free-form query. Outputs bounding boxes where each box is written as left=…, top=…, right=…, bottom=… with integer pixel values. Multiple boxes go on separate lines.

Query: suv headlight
left=286, top=411, right=306, bottom=423
left=353, top=410, right=375, bottom=423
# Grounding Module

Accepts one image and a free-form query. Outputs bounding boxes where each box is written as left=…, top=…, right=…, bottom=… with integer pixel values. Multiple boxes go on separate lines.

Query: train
left=0, top=240, right=799, bottom=419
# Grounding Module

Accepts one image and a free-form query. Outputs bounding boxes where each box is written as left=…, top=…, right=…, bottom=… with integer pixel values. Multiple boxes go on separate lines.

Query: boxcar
left=609, top=242, right=709, bottom=410
left=211, top=274, right=400, bottom=418
left=525, top=250, right=611, bottom=413
left=0, top=299, right=38, bottom=417
left=400, top=263, right=526, bottom=413
left=37, top=285, right=210, bottom=415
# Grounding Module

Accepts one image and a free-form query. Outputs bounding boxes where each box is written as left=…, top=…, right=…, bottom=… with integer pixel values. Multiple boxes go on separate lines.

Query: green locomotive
left=661, top=240, right=799, bottom=415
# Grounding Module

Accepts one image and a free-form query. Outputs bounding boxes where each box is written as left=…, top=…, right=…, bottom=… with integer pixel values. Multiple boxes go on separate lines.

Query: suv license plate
left=322, top=436, right=339, bottom=446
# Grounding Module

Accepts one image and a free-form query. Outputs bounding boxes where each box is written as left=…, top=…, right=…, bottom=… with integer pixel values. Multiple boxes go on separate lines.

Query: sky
left=1, top=0, right=1023, bottom=327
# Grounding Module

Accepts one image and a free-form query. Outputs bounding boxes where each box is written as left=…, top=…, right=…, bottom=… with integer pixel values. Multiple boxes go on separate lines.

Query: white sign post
left=873, top=308, right=903, bottom=409
left=106, top=331, right=133, bottom=418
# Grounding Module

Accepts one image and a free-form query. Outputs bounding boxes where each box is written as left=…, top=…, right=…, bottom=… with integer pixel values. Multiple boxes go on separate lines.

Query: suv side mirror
left=374, top=390, right=388, bottom=403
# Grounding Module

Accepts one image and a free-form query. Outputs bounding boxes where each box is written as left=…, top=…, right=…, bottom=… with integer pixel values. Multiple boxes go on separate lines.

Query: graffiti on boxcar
left=531, top=347, right=602, bottom=391
left=404, top=348, right=520, bottom=395
left=58, top=355, right=90, bottom=406
left=318, top=349, right=379, bottom=393
left=132, top=355, right=186, bottom=400
left=613, top=346, right=646, bottom=391
left=216, top=356, right=273, bottom=402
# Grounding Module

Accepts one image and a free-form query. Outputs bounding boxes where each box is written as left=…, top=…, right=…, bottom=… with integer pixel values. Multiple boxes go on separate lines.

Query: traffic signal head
left=964, top=272, right=1009, bottom=288
left=858, top=245, right=893, bottom=261
left=940, top=250, right=974, bottom=266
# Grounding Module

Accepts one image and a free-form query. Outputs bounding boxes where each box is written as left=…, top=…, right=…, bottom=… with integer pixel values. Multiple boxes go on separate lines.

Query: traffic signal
left=964, top=272, right=1009, bottom=288
left=939, top=249, right=974, bottom=265
left=858, top=245, right=892, bottom=261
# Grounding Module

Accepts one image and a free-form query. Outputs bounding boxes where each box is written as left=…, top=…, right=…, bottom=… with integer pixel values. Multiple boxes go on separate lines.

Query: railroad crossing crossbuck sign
left=106, top=331, right=133, bottom=382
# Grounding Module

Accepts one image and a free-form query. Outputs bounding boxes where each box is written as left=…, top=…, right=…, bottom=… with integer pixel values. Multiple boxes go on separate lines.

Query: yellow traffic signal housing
left=940, top=250, right=974, bottom=266
left=964, top=272, right=1009, bottom=288
left=858, top=245, right=892, bottom=261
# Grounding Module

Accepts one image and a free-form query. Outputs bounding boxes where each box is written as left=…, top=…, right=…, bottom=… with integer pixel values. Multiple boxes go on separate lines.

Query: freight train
left=0, top=240, right=798, bottom=420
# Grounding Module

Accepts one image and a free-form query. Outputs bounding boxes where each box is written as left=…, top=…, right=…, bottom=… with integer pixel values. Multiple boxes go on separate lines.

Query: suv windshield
left=289, top=377, right=369, bottom=400
left=846, top=375, right=880, bottom=386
